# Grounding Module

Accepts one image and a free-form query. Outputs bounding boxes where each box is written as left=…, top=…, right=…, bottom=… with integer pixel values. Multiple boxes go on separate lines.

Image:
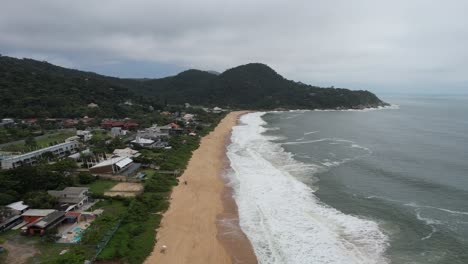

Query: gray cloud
left=1, top=0, right=467, bottom=93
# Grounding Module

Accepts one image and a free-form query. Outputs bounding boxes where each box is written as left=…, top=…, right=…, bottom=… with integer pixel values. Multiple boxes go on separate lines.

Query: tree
left=25, top=136, right=37, bottom=148
left=24, top=191, right=58, bottom=209
left=78, top=172, right=95, bottom=184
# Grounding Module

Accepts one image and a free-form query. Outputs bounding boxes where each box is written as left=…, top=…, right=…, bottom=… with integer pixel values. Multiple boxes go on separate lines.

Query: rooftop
left=90, top=156, right=132, bottom=169
left=22, top=209, right=56, bottom=217
left=132, top=137, right=155, bottom=144
left=30, top=211, right=65, bottom=228
left=7, top=201, right=29, bottom=211
left=48, top=187, right=89, bottom=197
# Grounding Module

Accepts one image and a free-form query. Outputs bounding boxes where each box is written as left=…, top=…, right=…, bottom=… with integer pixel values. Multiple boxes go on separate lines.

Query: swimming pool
left=72, top=233, right=82, bottom=242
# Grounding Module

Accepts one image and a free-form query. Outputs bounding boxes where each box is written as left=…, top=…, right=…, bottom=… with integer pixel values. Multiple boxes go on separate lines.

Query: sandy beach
left=144, top=111, right=257, bottom=264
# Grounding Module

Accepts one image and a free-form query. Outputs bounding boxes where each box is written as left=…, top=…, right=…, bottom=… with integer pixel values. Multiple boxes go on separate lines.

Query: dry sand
left=144, top=111, right=257, bottom=264
left=104, top=182, right=143, bottom=197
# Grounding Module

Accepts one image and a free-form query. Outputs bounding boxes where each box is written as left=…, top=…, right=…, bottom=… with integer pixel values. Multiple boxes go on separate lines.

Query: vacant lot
left=104, top=182, right=143, bottom=197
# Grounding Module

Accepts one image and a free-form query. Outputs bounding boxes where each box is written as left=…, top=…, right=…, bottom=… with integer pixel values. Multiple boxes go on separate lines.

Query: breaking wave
left=226, top=112, right=389, bottom=264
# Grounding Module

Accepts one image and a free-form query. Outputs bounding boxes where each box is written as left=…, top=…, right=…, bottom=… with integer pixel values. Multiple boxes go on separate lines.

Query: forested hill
left=0, top=56, right=153, bottom=118
left=0, top=56, right=387, bottom=118
left=132, top=63, right=387, bottom=110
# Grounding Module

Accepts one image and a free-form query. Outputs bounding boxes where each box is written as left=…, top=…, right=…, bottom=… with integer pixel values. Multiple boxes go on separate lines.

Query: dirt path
left=2, top=236, right=38, bottom=264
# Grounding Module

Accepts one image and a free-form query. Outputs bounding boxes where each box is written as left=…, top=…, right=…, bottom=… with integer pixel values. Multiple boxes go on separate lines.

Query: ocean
left=226, top=96, right=468, bottom=264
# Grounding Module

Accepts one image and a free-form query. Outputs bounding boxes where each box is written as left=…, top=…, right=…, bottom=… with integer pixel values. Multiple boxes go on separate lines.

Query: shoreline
left=217, top=112, right=257, bottom=264
left=144, top=111, right=256, bottom=264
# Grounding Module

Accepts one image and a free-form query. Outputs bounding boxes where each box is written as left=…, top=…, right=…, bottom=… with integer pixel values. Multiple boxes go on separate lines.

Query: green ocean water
left=261, top=96, right=468, bottom=263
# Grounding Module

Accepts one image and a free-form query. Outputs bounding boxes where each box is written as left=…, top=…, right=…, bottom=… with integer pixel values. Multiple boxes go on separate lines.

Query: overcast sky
left=1, top=0, right=468, bottom=94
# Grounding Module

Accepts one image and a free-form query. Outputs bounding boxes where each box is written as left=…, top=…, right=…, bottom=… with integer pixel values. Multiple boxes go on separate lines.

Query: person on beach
left=184, top=180, right=187, bottom=185
left=161, top=245, right=167, bottom=254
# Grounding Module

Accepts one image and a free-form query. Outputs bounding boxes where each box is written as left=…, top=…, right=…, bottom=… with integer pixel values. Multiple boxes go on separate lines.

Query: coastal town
left=0, top=105, right=226, bottom=263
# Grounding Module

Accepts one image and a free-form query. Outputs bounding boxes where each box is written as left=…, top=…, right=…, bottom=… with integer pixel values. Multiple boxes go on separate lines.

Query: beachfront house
left=48, top=187, right=90, bottom=211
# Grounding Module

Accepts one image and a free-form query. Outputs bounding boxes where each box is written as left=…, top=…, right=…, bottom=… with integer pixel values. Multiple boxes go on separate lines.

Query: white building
left=48, top=187, right=89, bottom=210
left=113, top=148, right=140, bottom=158
left=111, top=127, right=128, bottom=137
left=136, top=124, right=169, bottom=139
left=1, top=141, right=79, bottom=169
left=6, top=201, right=29, bottom=214
left=131, top=137, right=155, bottom=147
left=183, top=114, right=195, bottom=122
left=89, top=156, right=134, bottom=174
left=76, top=130, right=93, bottom=142
left=0, top=118, right=14, bottom=125
left=213, top=107, right=223, bottom=113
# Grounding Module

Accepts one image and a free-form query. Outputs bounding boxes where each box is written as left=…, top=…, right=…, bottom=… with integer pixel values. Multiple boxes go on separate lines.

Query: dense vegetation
left=0, top=159, right=77, bottom=205
left=0, top=55, right=386, bottom=119
left=0, top=55, right=157, bottom=118
left=139, top=63, right=387, bottom=109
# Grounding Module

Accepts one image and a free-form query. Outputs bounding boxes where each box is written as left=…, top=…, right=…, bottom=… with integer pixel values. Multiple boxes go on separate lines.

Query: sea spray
left=227, top=112, right=389, bottom=264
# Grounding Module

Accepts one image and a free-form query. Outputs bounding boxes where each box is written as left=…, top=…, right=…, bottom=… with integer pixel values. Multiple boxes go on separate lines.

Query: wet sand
left=144, top=111, right=257, bottom=264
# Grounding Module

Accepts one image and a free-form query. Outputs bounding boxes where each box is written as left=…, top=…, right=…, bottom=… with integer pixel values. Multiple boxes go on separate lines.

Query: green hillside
left=0, top=56, right=387, bottom=118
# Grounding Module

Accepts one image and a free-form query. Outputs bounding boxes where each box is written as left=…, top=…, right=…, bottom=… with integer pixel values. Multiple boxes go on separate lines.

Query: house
left=213, top=106, right=223, bottom=113
left=1, top=141, right=79, bottom=169
left=89, top=156, right=134, bottom=174
left=0, top=215, right=23, bottom=232
left=6, top=201, right=29, bottom=214
left=87, top=103, right=99, bottom=108
left=21, top=209, right=56, bottom=223
left=111, top=127, right=128, bottom=137
left=48, top=187, right=89, bottom=210
left=159, top=123, right=184, bottom=136
left=63, top=119, right=79, bottom=127
left=113, top=148, right=140, bottom=158
left=22, top=118, right=38, bottom=126
left=80, top=116, right=95, bottom=125
left=183, top=114, right=195, bottom=122
left=101, top=120, right=139, bottom=130
left=23, top=211, right=66, bottom=236
left=68, top=149, right=91, bottom=161
left=136, top=124, right=170, bottom=139
left=76, top=130, right=93, bottom=142
left=131, top=137, right=155, bottom=148
left=0, top=118, right=14, bottom=126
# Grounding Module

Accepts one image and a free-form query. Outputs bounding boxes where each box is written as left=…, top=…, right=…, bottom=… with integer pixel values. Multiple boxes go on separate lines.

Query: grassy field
left=0, top=130, right=75, bottom=152
left=87, top=180, right=118, bottom=195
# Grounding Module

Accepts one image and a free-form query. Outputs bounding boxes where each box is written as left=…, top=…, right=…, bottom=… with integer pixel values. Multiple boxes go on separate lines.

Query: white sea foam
left=405, top=202, right=468, bottom=216
left=227, top=112, right=389, bottom=264
left=415, top=209, right=441, bottom=241
left=304, top=131, right=319, bottom=135
left=313, top=104, right=400, bottom=112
